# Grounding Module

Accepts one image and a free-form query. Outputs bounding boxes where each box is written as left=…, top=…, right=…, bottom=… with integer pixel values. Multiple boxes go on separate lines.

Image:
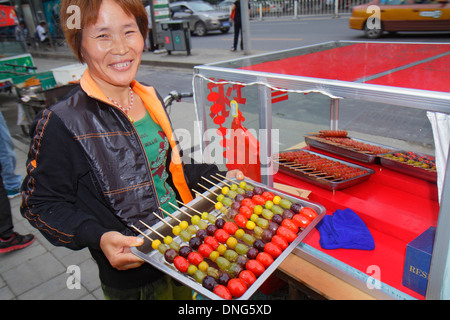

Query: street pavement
left=0, top=46, right=263, bottom=300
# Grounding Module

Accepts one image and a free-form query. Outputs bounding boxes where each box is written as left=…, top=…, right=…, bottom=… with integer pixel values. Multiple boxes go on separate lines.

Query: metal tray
left=131, top=177, right=326, bottom=300
left=275, top=149, right=375, bottom=191
left=305, top=135, right=395, bottom=164
left=378, top=151, right=437, bottom=183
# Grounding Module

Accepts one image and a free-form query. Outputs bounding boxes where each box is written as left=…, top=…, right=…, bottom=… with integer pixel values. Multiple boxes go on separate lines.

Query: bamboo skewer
left=159, top=207, right=182, bottom=223
left=215, top=173, right=239, bottom=186
left=198, top=183, right=219, bottom=196
left=210, top=175, right=231, bottom=187
left=175, top=200, right=201, bottom=216
left=168, top=201, right=193, bottom=218
left=131, top=225, right=154, bottom=242
left=192, top=189, right=215, bottom=204
left=139, top=220, right=164, bottom=239
left=152, top=212, right=174, bottom=228
left=201, top=176, right=224, bottom=189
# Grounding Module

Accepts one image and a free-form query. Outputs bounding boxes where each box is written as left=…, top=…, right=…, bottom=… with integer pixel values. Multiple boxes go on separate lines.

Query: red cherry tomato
left=198, top=243, right=213, bottom=258
left=245, top=259, right=266, bottom=277
left=256, top=252, right=274, bottom=268
left=276, top=226, right=297, bottom=243
left=174, top=256, right=189, bottom=273
left=261, top=191, right=274, bottom=202
left=300, top=207, right=318, bottom=220
left=239, top=206, right=253, bottom=219
left=281, top=219, right=299, bottom=234
left=204, top=236, right=219, bottom=250
left=187, top=251, right=203, bottom=266
left=263, top=242, right=282, bottom=259
left=214, top=229, right=230, bottom=244
left=241, top=198, right=254, bottom=208
left=251, top=195, right=265, bottom=205
left=235, top=214, right=248, bottom=228
left=271, top=235, right=289, bottom=251
left=213, top=284, right=232, bottom=300
left=223, top=221, right=239, bottom=235
left=227, top=278, right=248, bottom=298
left=292, top=214, right=312, bottom=229
left=239, top=270, right=257, bottom=286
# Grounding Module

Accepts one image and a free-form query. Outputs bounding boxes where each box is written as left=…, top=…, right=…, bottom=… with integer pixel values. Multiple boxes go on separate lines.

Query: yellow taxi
left=349, top=0, right=450, bottom=38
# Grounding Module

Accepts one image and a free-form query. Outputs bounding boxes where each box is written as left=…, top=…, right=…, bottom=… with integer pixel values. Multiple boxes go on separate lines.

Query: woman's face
left=81, top=0, right=144, bottom=91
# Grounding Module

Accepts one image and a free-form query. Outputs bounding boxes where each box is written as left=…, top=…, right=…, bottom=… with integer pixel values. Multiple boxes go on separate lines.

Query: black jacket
left=21, top=77, right=220, bottom=289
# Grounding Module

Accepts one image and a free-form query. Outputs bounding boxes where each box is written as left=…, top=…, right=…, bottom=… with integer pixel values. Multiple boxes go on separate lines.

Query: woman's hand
left=100, top=231, right=145, bottom=271
left=226, top=169, right=245, bottom=181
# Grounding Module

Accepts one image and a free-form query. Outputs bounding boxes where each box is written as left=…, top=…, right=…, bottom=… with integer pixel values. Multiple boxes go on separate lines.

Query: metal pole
left=241, top=0, right=251, bottom=55
left=330, top=98, right=339, bottom=130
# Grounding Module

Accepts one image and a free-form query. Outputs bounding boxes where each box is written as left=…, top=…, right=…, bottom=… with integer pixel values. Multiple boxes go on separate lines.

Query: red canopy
left=0, top=5, right=17, bottom=27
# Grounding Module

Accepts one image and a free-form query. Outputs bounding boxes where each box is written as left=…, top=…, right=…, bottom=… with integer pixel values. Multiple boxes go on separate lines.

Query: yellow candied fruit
left=239, top=181, right=246, bottom=189
left=209, top=251, right=220, bottom=262
left=235, top=229, right=245, bottom=239
left=151, top=239, right=161, bottom=250
left=273, top=196, right=281, bottom=205
left=226, top=236, right=238, bottom=249
left=246, top=221, right=256, bottom=230
left=201, top=211, right=209, bottom=220
left=215, top=202, right=223, bottom=210
left=198, top=261, right=209, bottom=272
left=163, top=236, right=173, bottom=245
left=179, top=221, right=189, bottom=230
left=221, top=186, right=230, bottom=195
left=191, top=215, right=201, bottom=225
left=172, top=225, right=181, bottom=236
left=217, top=244, right=227, bottom=255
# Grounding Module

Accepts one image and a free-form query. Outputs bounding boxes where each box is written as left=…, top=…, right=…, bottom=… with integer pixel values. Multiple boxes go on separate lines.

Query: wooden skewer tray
left=131, top=177, right=326, bottom=300
left=275, top=149, right=375, bottom=191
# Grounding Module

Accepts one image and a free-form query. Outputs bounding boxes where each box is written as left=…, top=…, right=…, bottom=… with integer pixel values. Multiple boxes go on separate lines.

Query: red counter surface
left=274, top=147, right=440, bottom=300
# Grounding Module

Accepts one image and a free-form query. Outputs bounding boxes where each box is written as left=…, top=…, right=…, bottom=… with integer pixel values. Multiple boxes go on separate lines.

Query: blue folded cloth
left=316, top=208, right=375, bottom=250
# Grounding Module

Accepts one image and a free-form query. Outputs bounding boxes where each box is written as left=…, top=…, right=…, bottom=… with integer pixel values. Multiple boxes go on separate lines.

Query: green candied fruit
left=242, top=233, right=255, bottom=246
left=224, top=249, right=238, bottom=262
left=193, top=269, right=206, bottom=283
left=279, top=198, right=293, bottom=209
left=216, top=256, right=231, bottom=271
left=234, top=243, right=249, bottom=255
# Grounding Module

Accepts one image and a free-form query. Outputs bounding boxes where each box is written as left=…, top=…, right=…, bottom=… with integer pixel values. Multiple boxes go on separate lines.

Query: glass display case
left=192, top=41, right=450, bottom=299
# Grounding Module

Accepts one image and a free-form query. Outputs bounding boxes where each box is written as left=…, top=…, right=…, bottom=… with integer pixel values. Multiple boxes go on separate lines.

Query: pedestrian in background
left=0, top=111, right=22, bottom=198
left=0, top=163, right=35, bottom=254
left=230, top=0, right=249, bottom=52
left=36, top=21, right=50, bottom=50
left=15, top=20, right=27, bottom=52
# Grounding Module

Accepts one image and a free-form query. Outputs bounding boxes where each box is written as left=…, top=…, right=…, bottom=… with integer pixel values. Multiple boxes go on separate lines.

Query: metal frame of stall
left=192, top=41, right=450, bottom=300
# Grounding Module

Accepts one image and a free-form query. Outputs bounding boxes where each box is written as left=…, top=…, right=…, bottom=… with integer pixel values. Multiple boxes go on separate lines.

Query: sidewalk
left=0, top=46, right=262, bottom=300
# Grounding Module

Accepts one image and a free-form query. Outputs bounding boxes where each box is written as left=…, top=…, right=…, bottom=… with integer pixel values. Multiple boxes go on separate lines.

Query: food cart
left=192, top=41, right=450, bottom=299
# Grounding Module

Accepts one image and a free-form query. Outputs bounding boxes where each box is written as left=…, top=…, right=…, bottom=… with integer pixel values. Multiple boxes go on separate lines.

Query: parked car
left=169, top=1, right=231, bottom=36
left=217, top=0, right=236, bottom=9
left=350, top=0, right=450, bottom=38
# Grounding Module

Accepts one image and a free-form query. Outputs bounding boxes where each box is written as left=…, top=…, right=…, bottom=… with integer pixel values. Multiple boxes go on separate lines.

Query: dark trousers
left=233, top=20, right=243, bottom=50
left=0, top=163, right=13, bottom=239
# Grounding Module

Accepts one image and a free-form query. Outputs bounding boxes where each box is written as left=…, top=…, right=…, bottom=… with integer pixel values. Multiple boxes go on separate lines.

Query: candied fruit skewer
left=131, top=225, right=170, bottom=253
left=138, top=219, right=175, bottom=246
left=172, top=200, right=212, bottom=229
left=151, top=211, right=199, bottom=243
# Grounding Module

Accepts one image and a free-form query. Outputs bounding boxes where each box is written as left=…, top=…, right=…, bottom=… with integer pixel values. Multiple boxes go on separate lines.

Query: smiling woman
left=20, top=0, right=243, bottom=300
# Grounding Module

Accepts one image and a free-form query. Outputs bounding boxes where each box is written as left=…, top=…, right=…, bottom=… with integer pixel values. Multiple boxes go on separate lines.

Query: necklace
left=108, top=87, right=134, bottom=114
